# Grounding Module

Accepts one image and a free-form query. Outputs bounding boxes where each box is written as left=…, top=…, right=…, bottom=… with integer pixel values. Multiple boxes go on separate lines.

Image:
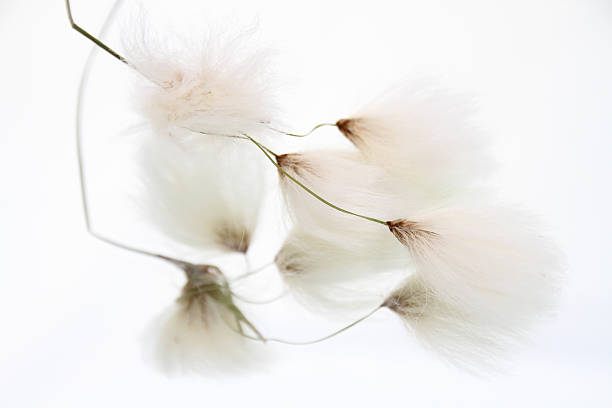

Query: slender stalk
left=233, top=306, right=382, bottom=345
left=74, top=0, right=181, bottom=264
left=194, top=128, right=386, bottom=226
left=231, top=290, right=288, bottom=305
left=266, top=122, right=338, bottom=138
left=65, top=0, right=127, bottom=64
left=230, top=261, right=274, bottom=282
left=245, top=136, right=387, bottom=225
left=66, top=0, right=159, bottom=85
left=267, top=306, right=381, bottom=345
left=187, top=129, right=386, bottom=225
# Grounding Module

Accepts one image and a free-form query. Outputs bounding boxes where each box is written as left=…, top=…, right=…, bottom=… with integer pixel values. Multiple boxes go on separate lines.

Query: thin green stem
left=231, top=306, right=382, bottom=345
left=74, top=0, right=185, bottom=264
left=231, top=290, right=288, bottom=305
left=230, top=261, right=274, bottom=282
left=67, top=0, right=158, bottom=85
left=185, top=127, right=250, bottom=141
left=245, top=136, right=387, bottom=225
left=65, top=0, right=127, bottom=64
left=266, top=122, right=338, bottom=138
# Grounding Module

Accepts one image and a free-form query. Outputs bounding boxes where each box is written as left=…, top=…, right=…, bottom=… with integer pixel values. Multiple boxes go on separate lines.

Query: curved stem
left=231, top=261, right=275, bottom=283
left=232, top=306, right=382, bottom=345
left=185, top=129, right=386, bottom=225
left=232, top=289, right=288, bottom=305
left=74, top=0, right=181, bottom=264
left=245, top=136, right=387, bottom=225
left=67, top=0, right=157, bottom=84
left=65, top=0, right=127, bottom=64
left=266, top=122, right=338, bottom=138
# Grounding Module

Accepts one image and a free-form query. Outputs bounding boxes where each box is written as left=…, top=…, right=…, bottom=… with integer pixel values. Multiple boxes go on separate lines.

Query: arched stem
left=245, top=136, right=387, bottom=225
left=186, top=129, right=387, bottom=226
left=231, top=306, right=382, bottom=345
left=66, top=0, right=157, bottom=84
left=231, top=290, right=288, bottom=305
left=266, top=122, right=338, bottom=138
left=230, top=261, right=275, bottom=282
left=65, top=0, right=127, bottom=64
left=74, top=0, right=185, bottom=265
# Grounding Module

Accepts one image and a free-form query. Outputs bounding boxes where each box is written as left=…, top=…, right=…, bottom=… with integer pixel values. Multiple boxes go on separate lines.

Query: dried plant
left=66, top=0, right=564, bottom=373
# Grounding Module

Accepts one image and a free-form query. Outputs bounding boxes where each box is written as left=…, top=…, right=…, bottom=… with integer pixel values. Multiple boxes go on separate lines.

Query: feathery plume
left=336, top=79, right=494, bottom=197
left=151, top=263, right=263, bottom=373
left=275, top=227, right=409, bottom=314
left=383, top=275, right=521, bottom=370
left=276, top=149, right=430, bottom=243
left=386, top=205, right=563, bottom=335
left=125, top=27, right=278, bottom=141
left=68, top=0, right=565, bottom=375
left=138, top=132, right=266, bottom=255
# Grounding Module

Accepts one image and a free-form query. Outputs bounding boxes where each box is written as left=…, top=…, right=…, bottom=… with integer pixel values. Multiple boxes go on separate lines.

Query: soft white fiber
left=386, top=205, right=563, bottom=367
left=150, top=301, right=253, bottom=374
left=389, top=205, right=563, bottom=311
left=147, top=264, right=264, bottom=374
left=66, top=0, right=567, bottom=376
left=125, top=26, right=278, bottom=141
left=150, top=290, right=260, bottom=374
left=337, top=79, right=494, bottom=198
left=138, top=133, right=266, bottom=255
left=275, top=227, right=411, bottom=315
left=384, top=275, right=518, bottom=371
left=277, top=149, right=429, bottom=247
left=272, top=144, right=562, bottom=367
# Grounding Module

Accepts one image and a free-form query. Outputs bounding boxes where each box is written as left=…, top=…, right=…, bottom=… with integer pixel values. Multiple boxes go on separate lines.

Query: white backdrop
left=1, top=0, right=611, bottom=406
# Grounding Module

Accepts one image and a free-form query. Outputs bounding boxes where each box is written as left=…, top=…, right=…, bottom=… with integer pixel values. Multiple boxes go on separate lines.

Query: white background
left=1, top=0, right=611, bottom=406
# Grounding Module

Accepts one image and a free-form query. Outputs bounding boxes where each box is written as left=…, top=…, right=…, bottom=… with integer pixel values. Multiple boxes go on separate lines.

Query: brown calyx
left=336, top=118, right=361, bottom=145
left=215, top=224, right=250, bottom=253
left=386, top=219, right=438, bottom=249
left=382, top=277, right=430, bottom=319
left=276, top=153, right=311, bottom=178
left=178, top=264, right=225, bottom=309
left=278, top=260, right=303, bottom=276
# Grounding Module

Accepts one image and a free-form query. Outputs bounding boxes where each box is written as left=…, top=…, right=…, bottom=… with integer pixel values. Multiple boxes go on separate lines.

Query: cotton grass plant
left=67, top=0, right=564, bottom=374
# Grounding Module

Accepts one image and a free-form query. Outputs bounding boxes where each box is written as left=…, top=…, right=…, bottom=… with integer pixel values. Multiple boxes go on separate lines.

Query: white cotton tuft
left=385, top=205, right=564, bottom=366
left=124, top=27, right=278, bottom=141
left=275, top=227, right=410, bottom=314
left=148, top=265, right=263, bottom=374
left=151, top=299, right=256, bottom=374
left=274, top=150, right=423, bottom=315
left=138, top=133, right=266, bottom=255
left=384, top=275, right=522, bottom=371
left=276, top=149, right=429, bottom=246
left=337, top=79, right=494, bottom=197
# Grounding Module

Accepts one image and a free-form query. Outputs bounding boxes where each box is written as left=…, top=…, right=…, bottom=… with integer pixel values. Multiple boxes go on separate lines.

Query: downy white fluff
left=384, top=274, right=522, bottom=371
left=336, top=79, right=494, bottom=198
left=138, top=133, right=266, bottom=255
left=275, top=227, right=410, bottom=314
left=125, top=27, right=278, bottom=141
left=278, top=148, right=562, bottom=365
left=150, top=265, right=262, bottom=373
left=386, top=205, right=563, bottom=351
left=275, top=150, right=420, bottom=314
left=276, top=149, right=429, bottom=246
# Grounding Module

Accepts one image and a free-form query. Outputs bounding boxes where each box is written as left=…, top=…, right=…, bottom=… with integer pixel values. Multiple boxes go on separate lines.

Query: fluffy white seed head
left=138, top=133, right=266, bottom=255
left=150, top=265, right=259, bottom=374
left=337, top=79, right=494, bottom=197
left=386, top=205, right=564, bottom=351
left=384, top=275, right=524, bottom=371
left=276, top=149, right=430, bottom=246
left=275, top=227, right=410, bottom=314
left=125, top=28, right=278, bottom=141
